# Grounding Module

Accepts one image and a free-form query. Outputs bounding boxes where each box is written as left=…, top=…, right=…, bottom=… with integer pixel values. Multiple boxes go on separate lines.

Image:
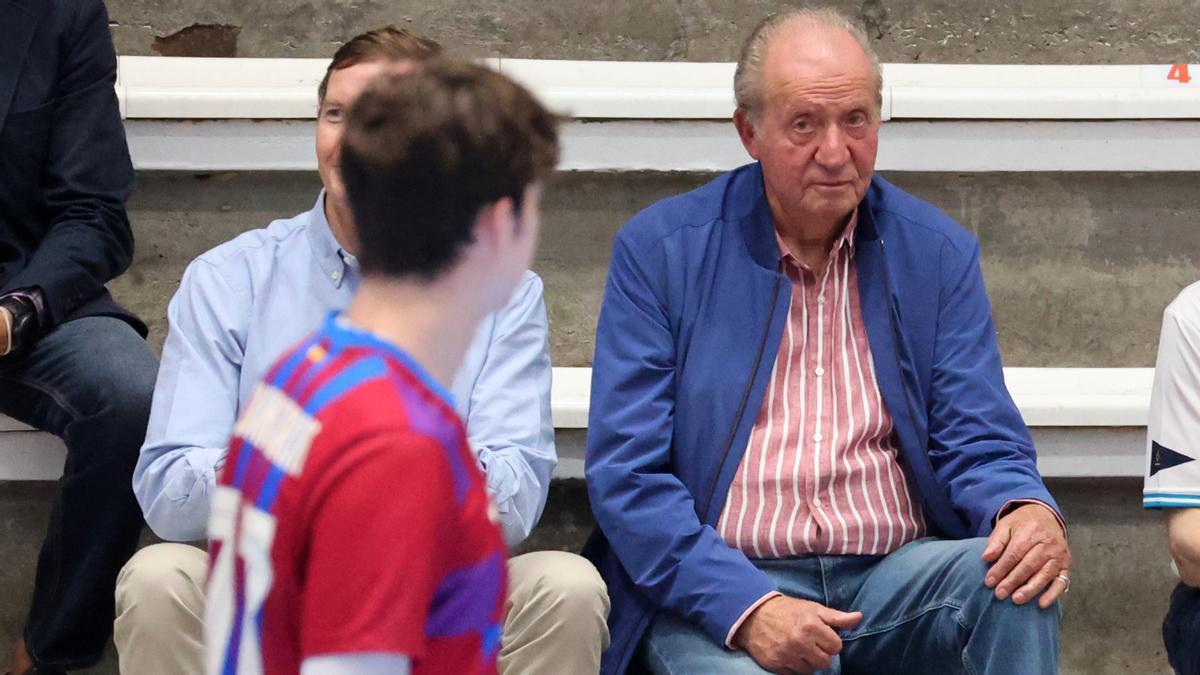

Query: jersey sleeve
left=1145, top=301, right=1200, bottom=508
left=299, top=429, right=455, bottom=660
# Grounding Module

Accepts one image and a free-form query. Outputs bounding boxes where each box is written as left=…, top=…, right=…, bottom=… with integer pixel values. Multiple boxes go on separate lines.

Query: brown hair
left=340, top=58, right=560, bottom=279
left=318, top=26, right=442, bottom=103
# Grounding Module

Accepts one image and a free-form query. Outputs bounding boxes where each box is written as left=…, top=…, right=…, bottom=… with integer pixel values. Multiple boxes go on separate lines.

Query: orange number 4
left=1168, top=63, right=1192, bottom=84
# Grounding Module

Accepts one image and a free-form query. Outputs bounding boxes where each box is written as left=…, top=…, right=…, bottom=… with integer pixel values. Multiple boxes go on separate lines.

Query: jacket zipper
left=880, top=237, right=939, bottom=537
left=617, top=275, right=785, bottom=674
left=697, top=273, right=784, bottom=521
left=879, top=238, right=923, bottom=448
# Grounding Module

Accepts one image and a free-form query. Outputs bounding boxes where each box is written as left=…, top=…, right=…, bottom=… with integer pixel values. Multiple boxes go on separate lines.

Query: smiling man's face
left=316, top=59, right=417, bottom=206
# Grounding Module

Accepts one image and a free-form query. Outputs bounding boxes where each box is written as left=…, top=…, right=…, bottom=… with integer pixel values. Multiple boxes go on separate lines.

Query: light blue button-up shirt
left=134, top=194, right=556, bottom=548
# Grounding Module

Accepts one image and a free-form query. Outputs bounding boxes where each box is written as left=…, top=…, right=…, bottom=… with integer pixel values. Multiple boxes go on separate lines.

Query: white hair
left=734, top=7, right=883, bottom=121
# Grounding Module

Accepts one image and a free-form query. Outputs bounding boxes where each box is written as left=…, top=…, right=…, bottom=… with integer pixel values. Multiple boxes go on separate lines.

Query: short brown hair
left=318, top=26, right=442, bottom=103
left=341, top=58, right=560, bottom=279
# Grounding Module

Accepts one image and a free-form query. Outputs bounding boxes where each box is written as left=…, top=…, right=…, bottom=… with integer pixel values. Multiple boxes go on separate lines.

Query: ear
left=733, top=108, right=761, bottom=160
left=472, top=197, right=516, bottom=247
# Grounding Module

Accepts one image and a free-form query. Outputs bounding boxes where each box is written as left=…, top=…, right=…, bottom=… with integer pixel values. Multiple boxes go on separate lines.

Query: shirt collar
left=326, top=312, right=457, bottom=410
left=306, top=191, right=358, bottom=289
left=775, top=209, right=859, bottom=268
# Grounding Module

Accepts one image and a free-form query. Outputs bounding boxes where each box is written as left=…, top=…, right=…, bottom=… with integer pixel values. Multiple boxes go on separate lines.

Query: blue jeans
left=1165, top=581, right=1200, bottom=675
left=0, top=316, right=157, bottom=672
left=641, top=538, right=1061, bottom=674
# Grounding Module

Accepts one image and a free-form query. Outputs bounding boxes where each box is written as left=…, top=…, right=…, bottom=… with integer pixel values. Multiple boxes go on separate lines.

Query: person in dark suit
left=0, top=0, right=157, bottom=673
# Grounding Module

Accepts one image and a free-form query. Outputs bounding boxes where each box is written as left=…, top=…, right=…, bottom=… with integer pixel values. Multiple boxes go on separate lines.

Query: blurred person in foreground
left=205, top=58, right=560, bottom=675
left=117, top=27, right=607, bottom=675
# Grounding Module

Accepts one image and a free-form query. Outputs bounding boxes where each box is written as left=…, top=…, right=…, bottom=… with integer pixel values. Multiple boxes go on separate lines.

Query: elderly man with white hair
left=584, top=7, right=1069, bottom=674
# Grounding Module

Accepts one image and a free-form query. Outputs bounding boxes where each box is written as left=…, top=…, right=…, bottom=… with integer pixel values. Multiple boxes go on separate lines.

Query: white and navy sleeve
left=1145, top=282, right=1200, bottom=509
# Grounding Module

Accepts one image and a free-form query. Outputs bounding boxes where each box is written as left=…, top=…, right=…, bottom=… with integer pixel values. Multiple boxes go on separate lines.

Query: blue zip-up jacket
left=583, top=163, right=1061, bottom=674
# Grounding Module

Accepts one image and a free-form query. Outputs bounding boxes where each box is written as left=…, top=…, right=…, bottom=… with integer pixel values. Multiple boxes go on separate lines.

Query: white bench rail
left=115, top=58, right=1200, bottom=122
left=0, top=367, right=1152, bottom=481
left=551, top=366, right=1154, bottom=429
left=114, top=57, right=1200, bottom=173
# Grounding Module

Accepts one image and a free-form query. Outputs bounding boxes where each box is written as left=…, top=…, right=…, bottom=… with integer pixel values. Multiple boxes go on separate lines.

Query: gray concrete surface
left=0, top=477, right=1179, bottom=673
left=112, top=170, right=1200, bottom=368
left=106, top=0, right=1200, bottom=64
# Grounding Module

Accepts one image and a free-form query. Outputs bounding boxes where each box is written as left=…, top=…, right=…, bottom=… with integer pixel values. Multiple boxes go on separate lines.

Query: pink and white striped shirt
left=716, top=215, right=926, bottom=560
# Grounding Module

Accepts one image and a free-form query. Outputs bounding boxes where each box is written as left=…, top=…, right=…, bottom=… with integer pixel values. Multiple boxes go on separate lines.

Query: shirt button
left=813, top=432, right=823, bottom=442
left=818, top=295, right=827, bottom=304
left=815, top=366, right=825, bottom=376
left=813, top=496, right=822, bottom=507
left=331, top=269, right=342, bottom=281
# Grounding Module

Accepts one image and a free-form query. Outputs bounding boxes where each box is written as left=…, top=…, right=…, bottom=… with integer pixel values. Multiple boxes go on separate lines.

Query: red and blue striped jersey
left=206, top=313, right=506, bottom=675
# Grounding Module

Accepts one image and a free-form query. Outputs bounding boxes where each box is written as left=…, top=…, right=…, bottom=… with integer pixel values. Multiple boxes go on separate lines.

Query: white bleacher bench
left=114, top=57, right=1200, bottom=173
left=552, top=367, right=1157, bottom=428
left=114, top=58, right=1200, bottom=121
left=0, top=367, right=1152, bottom=481
left=551, top=367, right=1153, bottom=479
left=0, top=415, right=73, bottom=481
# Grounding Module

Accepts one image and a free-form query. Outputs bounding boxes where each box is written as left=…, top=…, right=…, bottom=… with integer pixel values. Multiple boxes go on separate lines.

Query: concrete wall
left=113, top=170, right=1200, bottom=368
left=106, top=0, right=1200, bottom=63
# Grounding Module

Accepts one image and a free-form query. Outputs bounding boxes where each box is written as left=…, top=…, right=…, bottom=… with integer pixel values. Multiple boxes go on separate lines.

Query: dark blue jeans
left=0, top=316, right=156, bottom=672
left=1165, top=581, right=1200, bottom=675
left=641, top=538, right=1061, bottom=674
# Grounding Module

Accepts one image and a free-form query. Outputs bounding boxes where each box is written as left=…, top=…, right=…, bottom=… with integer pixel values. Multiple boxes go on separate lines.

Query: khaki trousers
left=114, top=543, right=609, bottom=674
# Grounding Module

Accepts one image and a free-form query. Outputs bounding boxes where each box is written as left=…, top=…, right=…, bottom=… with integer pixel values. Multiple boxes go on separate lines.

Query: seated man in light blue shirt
left=112, top=26, right=609, bottom=675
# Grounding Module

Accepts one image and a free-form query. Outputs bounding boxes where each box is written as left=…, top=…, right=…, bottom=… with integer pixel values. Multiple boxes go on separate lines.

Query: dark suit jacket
left=0, top=0, right=145, bottom=336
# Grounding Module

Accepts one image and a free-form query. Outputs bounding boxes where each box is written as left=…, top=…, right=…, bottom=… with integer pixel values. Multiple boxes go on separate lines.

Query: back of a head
left=339, top=59, right=560, bottom=280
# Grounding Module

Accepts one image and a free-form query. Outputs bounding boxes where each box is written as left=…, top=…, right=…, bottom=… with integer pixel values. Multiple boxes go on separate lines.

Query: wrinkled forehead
left=765, top=71, right=877, bottom=115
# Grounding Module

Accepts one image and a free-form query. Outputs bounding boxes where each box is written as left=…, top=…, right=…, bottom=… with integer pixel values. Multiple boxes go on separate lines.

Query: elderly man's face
left=736, top=24, right=880, bottom=226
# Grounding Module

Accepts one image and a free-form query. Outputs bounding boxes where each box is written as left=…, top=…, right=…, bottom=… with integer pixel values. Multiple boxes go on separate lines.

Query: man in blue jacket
left=585, top=8, right=1070, bottom=674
